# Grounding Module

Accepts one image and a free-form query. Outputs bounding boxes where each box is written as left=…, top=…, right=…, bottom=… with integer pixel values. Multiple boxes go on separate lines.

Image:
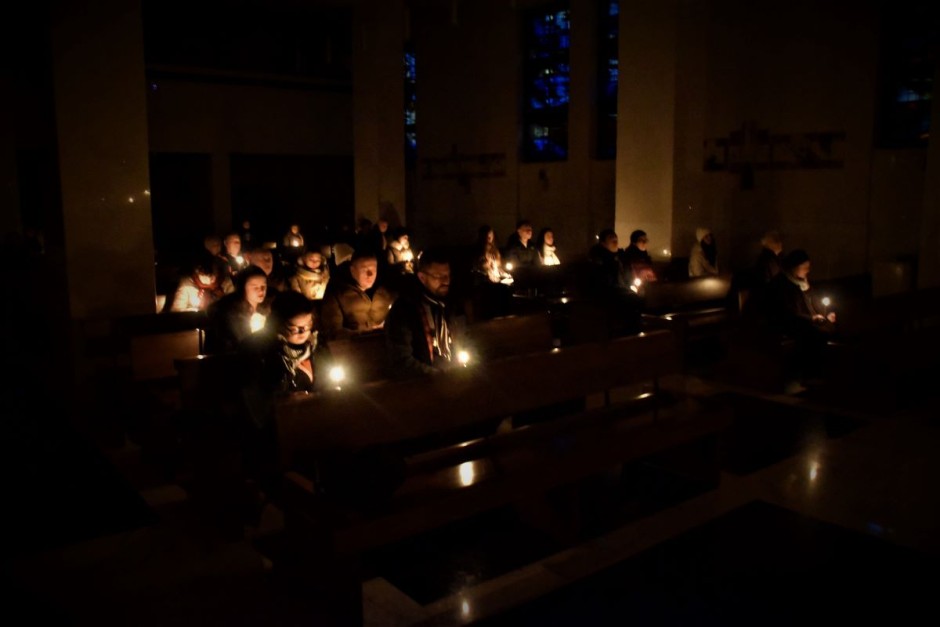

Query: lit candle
left=505, top=262, right=513, bottom=271
left=249, top=312, right=265, bottom=333
left=821, top=296, right=831, bottom=315
left=235, top=255, right=245, bottom=266
left=329, top=365, right=346, bottom=384
left=458, top=461, right=475, bottom=486
left=457, top=350, right=470, bottom=366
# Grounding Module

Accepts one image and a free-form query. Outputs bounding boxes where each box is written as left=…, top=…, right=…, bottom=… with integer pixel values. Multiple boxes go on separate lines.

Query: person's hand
left=827, top=312, right=837, bottom=323
left=812, top=313, right=825, bottom=322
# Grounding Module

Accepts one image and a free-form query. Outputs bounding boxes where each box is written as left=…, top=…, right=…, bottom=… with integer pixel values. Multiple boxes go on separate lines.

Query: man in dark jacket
left=503, top=219, right=540, bottom=269
left=321, top=250, right=396, bottom=339
left=385, top=248, right=463, bottom=378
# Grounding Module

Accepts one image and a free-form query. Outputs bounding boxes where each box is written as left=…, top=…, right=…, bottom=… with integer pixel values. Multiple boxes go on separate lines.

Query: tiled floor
left=5, top=355, right=940, bottom=626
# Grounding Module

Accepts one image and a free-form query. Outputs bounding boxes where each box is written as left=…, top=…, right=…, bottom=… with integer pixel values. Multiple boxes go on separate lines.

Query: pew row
left=274, top=329, right=732, bottom=625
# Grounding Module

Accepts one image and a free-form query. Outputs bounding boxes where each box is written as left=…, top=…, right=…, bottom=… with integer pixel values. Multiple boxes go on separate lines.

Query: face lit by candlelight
left=301, top=251, right=323, bottom=271
left=244, top=275, right=267, bottom=308
left=419, top=262, right=451, bottom=298
left=224, top=234, right=241, bottom=256
left=350, top=257, right=378, bottom=291
left=283, top=312, right=314, bottom=344
left=543, top=230, right=554, bottom=246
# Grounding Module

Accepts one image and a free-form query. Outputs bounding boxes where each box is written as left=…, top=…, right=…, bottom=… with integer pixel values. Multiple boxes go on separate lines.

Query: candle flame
left=249, top=313, right=266, bottom=333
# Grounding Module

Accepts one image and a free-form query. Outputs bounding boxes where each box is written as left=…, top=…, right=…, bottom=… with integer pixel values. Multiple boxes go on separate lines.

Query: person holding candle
left=168, top=252, right=234, bottom=312
left=321, top=250, right=397, bottom=340
left=221, top=232, right=248, bottom=277
left=289, top=248, right=331, bottom=300
left=536, top=227, right=561, bottom=266
left=767, top=249, right=836, bottom=389
left=204, top=266, right=271, bottom=354
left=385, top=247, right=465, bottom=378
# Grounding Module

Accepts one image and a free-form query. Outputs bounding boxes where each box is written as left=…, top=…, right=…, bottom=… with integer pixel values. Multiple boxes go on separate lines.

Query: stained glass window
left=523, top=5, right=571, bottom=161
left=404, top=45, right=417, bottom=163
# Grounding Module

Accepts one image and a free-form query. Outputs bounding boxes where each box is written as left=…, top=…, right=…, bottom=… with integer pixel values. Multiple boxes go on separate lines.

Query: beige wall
left=51, top=0, right=155, bottom=319
left=409, top=0, right=614, bottom=256
left=147, top=77, right=353, bottom=233
left=696, top=0, right=880, bottom=278
left=615, top=0, right=677, bottom=260
left=353, top=0, right=407, bottom=226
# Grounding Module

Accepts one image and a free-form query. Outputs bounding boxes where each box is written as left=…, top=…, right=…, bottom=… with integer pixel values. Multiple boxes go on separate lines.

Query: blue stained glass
left=523, top=5, right=570, bottom=161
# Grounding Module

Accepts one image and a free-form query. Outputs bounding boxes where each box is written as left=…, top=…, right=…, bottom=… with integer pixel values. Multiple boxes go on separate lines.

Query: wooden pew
left=639, top=275, right=733, bottom=349
left=274, top=329, right=731, bottom=624
left=462, top=311, right=556, bottom=360
left=326, top=331, right=387, bottom=385
left=324, top=313, right=558, bottom=384
left=116, top=312, right=208, bottom=382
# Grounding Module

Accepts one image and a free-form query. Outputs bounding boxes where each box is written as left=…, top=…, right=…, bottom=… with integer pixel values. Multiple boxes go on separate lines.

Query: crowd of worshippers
left=164, top=217, right=836, bottom=391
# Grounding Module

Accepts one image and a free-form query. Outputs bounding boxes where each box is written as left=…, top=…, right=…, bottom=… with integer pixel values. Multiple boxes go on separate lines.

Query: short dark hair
left=235, top=265, right=267, bottom=293
left=350, top=249, right=378, bottom=264
left=598, top=228, right=617, bottom=243
left=629, top=230, right=647, bottom=245
left=270, top=290, right=316, bottom=330
left=516, top=219, right=533, bottom=230
left=782, top=248, right=811, bottom=271
left=417, top=247, right=450, bottom=272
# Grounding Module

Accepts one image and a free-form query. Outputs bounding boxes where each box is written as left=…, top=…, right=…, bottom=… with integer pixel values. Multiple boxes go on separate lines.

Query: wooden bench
left=640, top=275, right=733, bottom=350
left=116, top=312, right=208, bottom=382
left=324, top=313, right=558, bottom=384
left=274, top=329, right=731, bottom=624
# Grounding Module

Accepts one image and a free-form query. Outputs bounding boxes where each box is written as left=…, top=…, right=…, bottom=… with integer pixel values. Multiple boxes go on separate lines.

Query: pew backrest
left=275, top=328, right=679, bottom=465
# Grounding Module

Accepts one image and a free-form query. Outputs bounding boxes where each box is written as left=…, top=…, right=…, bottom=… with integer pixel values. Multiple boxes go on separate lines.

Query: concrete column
left=353, top=0, right=406, bottom=226
left=918, top=61, right=940, bottom=288
left=211, top=151, right=232, bottom=235
left=50, top=0, right=155, bottom=319
left=615, top=0, right=678, bottom=259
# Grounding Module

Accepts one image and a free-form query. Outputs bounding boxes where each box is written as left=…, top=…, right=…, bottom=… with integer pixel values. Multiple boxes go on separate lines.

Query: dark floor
left=476, top=500, right=939, bottom=626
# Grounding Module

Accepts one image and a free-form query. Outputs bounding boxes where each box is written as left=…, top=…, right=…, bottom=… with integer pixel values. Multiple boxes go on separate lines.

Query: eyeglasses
left=286, top=325, right=313, bottom=335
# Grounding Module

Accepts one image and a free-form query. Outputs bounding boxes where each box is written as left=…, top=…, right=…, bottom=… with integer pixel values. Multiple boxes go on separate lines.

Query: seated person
left=387, top=227, right=416, bottom=274
left=239, top=290, right=331, bottom=496
left=756, top=229, right=784, bottom=285
left=289, top=249, right=331, bottom=300
left=619, top=229, right=657, bottom=282
left=537, top=227, right=561, bottom=266
left=169, top=252, right=234, bottom=312
left=247, top=246, right=288, bottom=292
left=474, top=225, right=513, bottom=284
left=320, top=250, right=396, bottom=339
left=688, top=227, right=719, bottom=277
left=204, top=266, right=271, bottom=354
left=385, top=247, right=464, bottom=378
left=766, top=249, right=836, bottom=384
left=588, top=229, right=641, bottom=335
left=588, top=228, right=628, bottom=292
left=283, top=223, right=305, bottom=249
left=503, top=219, right=539, bottom=269
left=221, top=232, right=249, bottom=277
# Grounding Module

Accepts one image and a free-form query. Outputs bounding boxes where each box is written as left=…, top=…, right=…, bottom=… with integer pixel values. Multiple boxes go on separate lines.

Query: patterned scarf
left=277, top=334, right=316, bottom=383
left=420, top=293, right=451, bottom=363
